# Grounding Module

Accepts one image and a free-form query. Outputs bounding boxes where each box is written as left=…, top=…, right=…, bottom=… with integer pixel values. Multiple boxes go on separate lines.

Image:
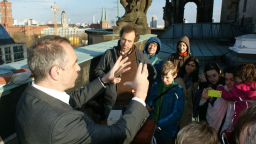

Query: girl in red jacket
left=217, top=63, right=256, bottom=126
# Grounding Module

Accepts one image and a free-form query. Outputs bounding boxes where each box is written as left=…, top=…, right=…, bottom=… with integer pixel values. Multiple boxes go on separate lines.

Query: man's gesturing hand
left=101, top=56, right=131, bottom=84
left=124, top=63, right=149, bottom=102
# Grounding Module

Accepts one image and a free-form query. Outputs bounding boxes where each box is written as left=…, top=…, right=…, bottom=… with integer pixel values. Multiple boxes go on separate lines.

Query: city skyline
left=8, top=0, right=222, bottom=26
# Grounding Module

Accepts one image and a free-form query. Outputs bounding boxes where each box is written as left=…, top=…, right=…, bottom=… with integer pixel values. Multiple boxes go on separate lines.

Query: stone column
left=10, top=46, right=14, bottom=62
left=2, top=46, right=6, bottom=64
left=0, top=46, right=5, bottom=64
left=23, top=44, right=27, bottom=59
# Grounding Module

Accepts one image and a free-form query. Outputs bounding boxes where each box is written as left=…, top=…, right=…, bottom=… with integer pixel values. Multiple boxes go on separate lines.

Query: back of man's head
left=177, top=122, right=218, bottom=144
left=235, top=102, right=256, bottom=144
left=28, top=35, right=70, bottom=83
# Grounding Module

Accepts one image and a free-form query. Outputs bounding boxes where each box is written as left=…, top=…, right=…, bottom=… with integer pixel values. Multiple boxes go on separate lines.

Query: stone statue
left=116, top=0, right=152, bottom=28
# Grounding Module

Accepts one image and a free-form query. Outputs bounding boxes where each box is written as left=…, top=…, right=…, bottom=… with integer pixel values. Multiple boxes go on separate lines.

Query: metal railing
left=159, top=23, right=254, bottom=39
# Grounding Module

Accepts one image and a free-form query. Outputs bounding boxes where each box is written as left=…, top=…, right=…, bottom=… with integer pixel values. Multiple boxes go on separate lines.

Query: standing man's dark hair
left=235, top=102, right=256, bottom=144
left=119, top=24, right=140, bottom=42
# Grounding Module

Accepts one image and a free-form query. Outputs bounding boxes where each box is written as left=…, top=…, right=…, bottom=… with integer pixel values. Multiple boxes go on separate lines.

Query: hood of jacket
left=236, top=81, right=256, bottom=98
left=144, top=37, right=161, bottom=56
left=176, top=36, right=190, bottom=54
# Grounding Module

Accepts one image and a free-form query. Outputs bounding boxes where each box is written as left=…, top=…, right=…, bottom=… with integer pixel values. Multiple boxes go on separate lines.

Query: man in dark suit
left=16, top=35, right=150, bottom=144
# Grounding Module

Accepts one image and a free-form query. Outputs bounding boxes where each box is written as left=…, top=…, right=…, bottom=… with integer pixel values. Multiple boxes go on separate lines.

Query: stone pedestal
left=225, top=34, right=256, bottom=66
left=113, top=26, right=151, bottom=35
left=229, top=34, right=256, bottom=54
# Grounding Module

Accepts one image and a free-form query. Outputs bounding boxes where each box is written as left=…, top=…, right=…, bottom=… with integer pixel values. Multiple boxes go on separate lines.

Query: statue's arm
left=120, top=0, right=128, bottom=8
left=144, top=0, right=152, bottom=13
left=121, top=0, right=130, bottom=13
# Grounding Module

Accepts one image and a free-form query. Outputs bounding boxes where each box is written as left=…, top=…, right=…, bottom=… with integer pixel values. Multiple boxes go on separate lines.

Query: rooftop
left=0, top=24, right=15, bottom=46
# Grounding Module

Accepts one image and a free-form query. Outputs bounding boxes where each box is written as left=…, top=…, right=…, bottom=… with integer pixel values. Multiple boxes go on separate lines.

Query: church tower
left=100, top=4, right=109, bottom=29
left=0, top=0, right=13, bottom=27
left=61, top=11, right=68, bottom=28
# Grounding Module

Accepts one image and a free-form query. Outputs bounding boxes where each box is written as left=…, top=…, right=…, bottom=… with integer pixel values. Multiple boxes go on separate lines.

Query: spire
left=105, top=4, right=108, bottom=22
left=101, top=5, right=105, bottom=22
left=117, top=0, right=120, bottom=19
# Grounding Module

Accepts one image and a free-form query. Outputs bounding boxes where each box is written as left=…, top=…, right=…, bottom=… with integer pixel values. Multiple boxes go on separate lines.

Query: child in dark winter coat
left=144, top=37, right=163, bottom=81
left=146, top=61, right=185, bottom=144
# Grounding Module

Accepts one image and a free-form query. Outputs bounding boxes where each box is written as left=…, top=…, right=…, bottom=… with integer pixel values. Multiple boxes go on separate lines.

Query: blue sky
left=9, top=0, right=222, bottom=25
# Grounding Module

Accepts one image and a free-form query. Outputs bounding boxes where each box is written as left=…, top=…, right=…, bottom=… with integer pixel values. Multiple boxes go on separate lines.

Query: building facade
left=150, top=15, right=157, bottom=28
left=41, top=27, right=85, bottom=37
left=0, top=43, right=27, bottom=64
left=6, top=25, right=49, bottom=36
left=220, top=0, right=256, bottom=27
left=0, top=24, right=27, bottom=64
left=100, top=5, right=109, bottom=29
left=236, top=0, right=256, bottom=25
left=0, top=0, right=13, bottom=27
left=61, top=11, right=68, bottom=28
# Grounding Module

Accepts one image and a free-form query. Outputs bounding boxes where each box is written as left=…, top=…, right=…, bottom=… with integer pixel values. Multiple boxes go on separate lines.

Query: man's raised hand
left=101, top=56, right=131, bottom=84
left=124, top=63, right=149, bottom=102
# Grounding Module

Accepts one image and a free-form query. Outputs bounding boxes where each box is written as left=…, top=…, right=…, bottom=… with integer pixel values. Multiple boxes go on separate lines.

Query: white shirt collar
left=32, top=82, right=70, bottom=105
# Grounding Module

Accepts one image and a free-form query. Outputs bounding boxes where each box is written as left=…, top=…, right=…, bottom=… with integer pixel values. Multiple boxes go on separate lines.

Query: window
left=0, top=56, right=3, bottom=64
left=14, top=53, right=24, bottom=61
left=5, top=54, right=11, bottom=63
left=5, top=47, right=11, bottom=54
left=13, top=46, right=23, bottom=52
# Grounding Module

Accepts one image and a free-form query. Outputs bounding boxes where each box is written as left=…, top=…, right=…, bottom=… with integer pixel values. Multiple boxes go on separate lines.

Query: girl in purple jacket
left=217, top=63, right=256, bottom=126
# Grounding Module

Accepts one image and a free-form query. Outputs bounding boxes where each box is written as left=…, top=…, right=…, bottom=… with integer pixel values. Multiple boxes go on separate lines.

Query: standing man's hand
left=101, top=56, right=131, bottom=84
left=124, top=63, right=149, bottom=102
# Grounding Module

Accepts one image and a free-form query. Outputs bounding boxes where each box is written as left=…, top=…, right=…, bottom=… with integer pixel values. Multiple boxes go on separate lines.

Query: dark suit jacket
left=16, top=79, right=149, bottom=144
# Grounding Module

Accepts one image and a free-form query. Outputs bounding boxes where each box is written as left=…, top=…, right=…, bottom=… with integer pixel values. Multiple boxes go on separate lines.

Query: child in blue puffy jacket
left=146, top=61, right=185, bottom=144
left=143, top=37, right=163, bottom=81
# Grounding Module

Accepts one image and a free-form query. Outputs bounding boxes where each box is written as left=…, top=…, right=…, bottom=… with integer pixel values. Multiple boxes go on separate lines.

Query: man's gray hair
left=28, top=35, right=70, bottom=83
